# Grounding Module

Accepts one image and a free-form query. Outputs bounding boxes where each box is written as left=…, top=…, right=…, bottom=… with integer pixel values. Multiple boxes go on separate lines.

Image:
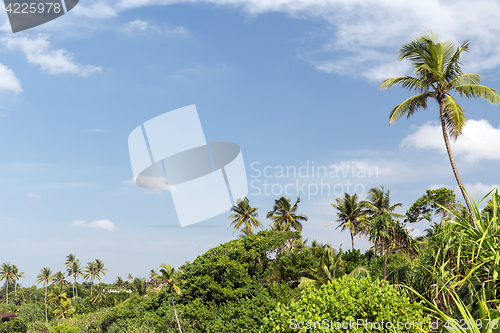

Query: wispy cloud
left=73, top=1, right=118, bottom=19
left=119, top=19, right=187, bottom=36
left=104, top=0, right=500, bottom=80
left=1, top=36, right=102, bottom=77
left=120, top=19, right=149, bottom=33
left=72, top=218, right=116, bottom=231
left=89, top=129, right=106, bottom=133
left=402, top=119, right=500, bottom=163
left=0, top=63, right=22, bottom=94
left=27, top=193, right=41, bottom=198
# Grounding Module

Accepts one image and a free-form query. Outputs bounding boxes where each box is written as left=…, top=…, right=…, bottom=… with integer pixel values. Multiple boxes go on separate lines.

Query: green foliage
left=341, top=249, right=366, bottom=275
left=405, top=188, right=457, bottom=223
left=262, top=275, right=430, bottom=332
left=0, top=318, right=28, bottom=333
left=48, top=324, right=80, bottom=333
left=18, top=303, right=45, bottom=323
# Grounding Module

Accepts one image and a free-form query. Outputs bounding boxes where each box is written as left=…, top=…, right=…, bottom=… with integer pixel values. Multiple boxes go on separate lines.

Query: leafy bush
left=262, top=275, right=430, bottom=332
left=18, top=303, right=45, bottom=323
left=0, top=318, right=28, bottom=333
left=48, top=324, right=81, bottom=333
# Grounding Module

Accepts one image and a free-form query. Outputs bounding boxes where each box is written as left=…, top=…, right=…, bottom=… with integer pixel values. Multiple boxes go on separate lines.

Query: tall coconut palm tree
left=11, top=265, right=24, bottom=295
left=0, top=263, right=14, bottom=304
left=65, top=254, right=81, bottom=299
left=157, top=264, right=183, bottom=333
left=36, top=267, right=52, bottom=323
left=380, top=31, right=500, bottom=221
left=362, top=185, right=403, bottom=219
left=95, top=259, right=108, bottom=281
left=52, top=271, right=67, bottom=290
left=67, top=261, right=82, bottom=299
left=83, top=261, right=98, bottom=296
left=326, top=193, right=369, bottom=250
left=228, top=197, right=262, bottom=235
left=266, top=197, right=308, bottom=233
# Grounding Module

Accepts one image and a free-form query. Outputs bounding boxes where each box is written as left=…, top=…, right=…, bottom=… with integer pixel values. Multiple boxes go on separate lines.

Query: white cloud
left=73, top=1, right=118, bottom=18
left=466, top=182, right=499, bottom=200
left=105, top=0, right=500, bottom=80
left=120, top=19, right=187, bottom=35
left=27, top=193, right=41, bottom=198
left=1, top=36, right=102, bottom=77
left=402, top=119, right=500, bottom=163
left=0, top=63, right=22, bottom=94
left=121, top=19, right=149, bottom=33
left=72, top=218, right=116, bottom=231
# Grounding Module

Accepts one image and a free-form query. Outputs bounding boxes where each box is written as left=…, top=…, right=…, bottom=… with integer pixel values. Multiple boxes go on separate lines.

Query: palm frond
left=452, top=84, right=500, bottom=104
left=388, top=93, right=431, bottom=125
left=443, top=95, right=467, bottom=140
left=379, top=76, right=430, bottom=92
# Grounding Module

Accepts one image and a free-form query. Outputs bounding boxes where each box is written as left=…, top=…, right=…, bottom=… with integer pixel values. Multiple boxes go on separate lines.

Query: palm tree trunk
left=438, top=98, right=476, bottom=227
left=60, top=302, right=65, bottom=319
left=44, top=284, right=48, bottom=323
left=170, top=288, right=183, bottom=333
left=6, top=280, right=8, bottom=304
left=350, top=230, right=355, bottom=250
left=383, top=248, right=389, bottom=279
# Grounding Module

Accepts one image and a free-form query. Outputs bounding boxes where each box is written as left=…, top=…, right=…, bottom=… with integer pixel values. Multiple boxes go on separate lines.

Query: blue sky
left=1, top=0, right=500, bottom=286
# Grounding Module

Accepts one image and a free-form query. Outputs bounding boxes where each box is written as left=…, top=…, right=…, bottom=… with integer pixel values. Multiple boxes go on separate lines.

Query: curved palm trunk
left=350, top=230, right=355, bottom=250
left=44, top=284, right=48, bottom=323
left=170, top=288, right=183, bottom=333
left=438, top=98, right=476, bottom=227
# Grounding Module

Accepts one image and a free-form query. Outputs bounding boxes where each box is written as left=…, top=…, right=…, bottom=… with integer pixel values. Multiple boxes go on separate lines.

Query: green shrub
left=48, top=324, right=80, bottom=333
left=262, top=275, right=430, bottom=332
left=0, top=318, right=28, bottom=333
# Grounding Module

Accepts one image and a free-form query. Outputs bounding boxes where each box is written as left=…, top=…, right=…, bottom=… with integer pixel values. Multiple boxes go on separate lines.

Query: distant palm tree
left=48, top=286, right=70, bottom=319
left=11, top=265, right=24, bottom=295
left=65, top=254, right=81, bottom=299
left=132, top=277, right=147, bottom=296
left=127, top=273, right=133, bottom=281
left=362, top=186, right=403, bottom=219
left=157, top=264, right=183, bottom=333
left=298, top=244, right=344, bottom=288
left=0, top=263, right=14, bottom=304
left=95, top=259, right=108, bottom=288
left=36, top=267, right=53, bottom=323
left=90, top=288, right=106, bottom=309
left=83, top=262, right=98, bottom=296
left=380, top=31, right=500, bottom=219
left=116, top=276, right=125, bottom=291
left=327, top=193, right=368, bottom=250
left=52, top=271, right=67, bottom=290
left=267, top=197, right=308, bottom=233
left=149, top=269, right=157, bottom=281
left=369, top=213, right=413, bottom=279
left=228, top=197, right=262, bottom=236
